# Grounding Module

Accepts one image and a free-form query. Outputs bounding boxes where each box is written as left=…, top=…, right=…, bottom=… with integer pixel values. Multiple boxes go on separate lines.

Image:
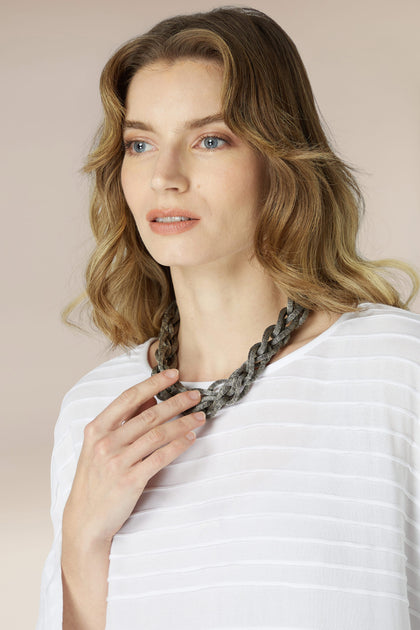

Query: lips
left=146, top=209, right=200, bottom=222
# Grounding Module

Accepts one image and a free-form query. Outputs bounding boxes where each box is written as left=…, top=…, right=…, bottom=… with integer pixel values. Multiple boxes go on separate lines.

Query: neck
left=148, top=256, right=342, bottom=381
left=168, top=256, right=290, bottom=382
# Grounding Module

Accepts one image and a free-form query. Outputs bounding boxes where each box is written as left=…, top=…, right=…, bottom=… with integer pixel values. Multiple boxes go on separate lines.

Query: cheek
left=225, top=164, right=262, bottom=216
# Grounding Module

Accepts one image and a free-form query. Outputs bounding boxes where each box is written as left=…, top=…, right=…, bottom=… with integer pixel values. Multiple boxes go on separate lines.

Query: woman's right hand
left=62, top=368, right=206, bottom=547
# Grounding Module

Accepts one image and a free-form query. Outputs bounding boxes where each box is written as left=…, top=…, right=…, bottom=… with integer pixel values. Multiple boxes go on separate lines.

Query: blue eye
left=123, top=140, right=153, bottom=154
left=200, top=136, right=226, bottom=150
left=132, top=140, right=152, bottom=153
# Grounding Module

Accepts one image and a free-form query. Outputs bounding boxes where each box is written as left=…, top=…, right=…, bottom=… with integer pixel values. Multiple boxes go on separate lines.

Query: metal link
left=151, top=299, right=309, bottom=418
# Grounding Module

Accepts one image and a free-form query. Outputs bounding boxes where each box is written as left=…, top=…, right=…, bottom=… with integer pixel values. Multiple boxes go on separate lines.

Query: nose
left=151, top=148, right=189, bottom=193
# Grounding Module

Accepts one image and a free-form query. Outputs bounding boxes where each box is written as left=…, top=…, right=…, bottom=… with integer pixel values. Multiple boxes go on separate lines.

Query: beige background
left=1, top=0, right=419, bottom=626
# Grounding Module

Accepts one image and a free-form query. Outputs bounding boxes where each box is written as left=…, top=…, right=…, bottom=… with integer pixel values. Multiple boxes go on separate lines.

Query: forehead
left=125, top=58, right=225, bottom=121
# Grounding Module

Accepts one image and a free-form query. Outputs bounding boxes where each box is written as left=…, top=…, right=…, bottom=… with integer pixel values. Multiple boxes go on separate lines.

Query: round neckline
left=144, top=308, right=356, bottom=388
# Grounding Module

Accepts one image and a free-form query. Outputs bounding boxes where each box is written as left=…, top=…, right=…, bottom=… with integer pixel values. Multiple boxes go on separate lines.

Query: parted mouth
left=153, top=216, right=194, bottom=223
left=146, top=209, right=200, bottom=222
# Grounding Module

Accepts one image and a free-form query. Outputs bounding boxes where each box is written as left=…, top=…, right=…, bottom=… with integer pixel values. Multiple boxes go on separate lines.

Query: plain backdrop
left=1, top=0, right=419, bottom=627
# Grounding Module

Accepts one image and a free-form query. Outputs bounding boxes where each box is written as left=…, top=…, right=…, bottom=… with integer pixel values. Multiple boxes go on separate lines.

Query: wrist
left=62, top=503, right=113, bottom=554
left=62, top=526, right=112, bottom=558
left=61, top=534, right=111, bottom=590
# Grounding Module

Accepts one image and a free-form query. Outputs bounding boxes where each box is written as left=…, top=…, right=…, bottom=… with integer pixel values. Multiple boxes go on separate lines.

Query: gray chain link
left=152, top=299, right=309, bottom=418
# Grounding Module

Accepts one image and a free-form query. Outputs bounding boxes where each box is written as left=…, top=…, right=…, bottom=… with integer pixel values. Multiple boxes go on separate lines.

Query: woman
left=37, top=7, right=420, bottom=630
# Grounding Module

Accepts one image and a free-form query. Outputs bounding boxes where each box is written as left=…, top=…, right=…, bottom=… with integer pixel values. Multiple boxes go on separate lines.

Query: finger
left=125, top=410, right=206, bottom=467
left=135, top=397, right=157, bottom=417
left=116, top=389, right=201, bottom=446
left=131, top=429, right=203, bottom=483
left=93, top=369, right=180, bottom=432
left=119, top=397, right=157, bottom=431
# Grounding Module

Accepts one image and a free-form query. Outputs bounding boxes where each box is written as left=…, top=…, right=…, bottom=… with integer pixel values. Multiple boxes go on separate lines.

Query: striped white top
left=37, top=303, right=420, bottom=629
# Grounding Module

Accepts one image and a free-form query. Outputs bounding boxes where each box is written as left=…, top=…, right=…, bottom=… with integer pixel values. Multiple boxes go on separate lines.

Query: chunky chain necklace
left=152, top=299, right=309, bottom=418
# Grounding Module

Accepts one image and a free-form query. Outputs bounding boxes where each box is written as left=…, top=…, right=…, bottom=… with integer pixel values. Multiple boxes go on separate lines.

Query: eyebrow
left=123, top=113, right=226, bottom=133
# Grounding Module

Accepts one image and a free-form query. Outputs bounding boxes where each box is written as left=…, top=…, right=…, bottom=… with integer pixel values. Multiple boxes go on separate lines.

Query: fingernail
left=187, top=390, right=201, bottom=401
left=193, top=412, right=206, bottom=421
left=164, top=369, right=179, bottom=379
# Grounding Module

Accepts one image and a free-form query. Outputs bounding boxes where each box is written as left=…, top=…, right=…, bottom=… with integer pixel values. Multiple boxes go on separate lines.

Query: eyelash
left=196, top=134, right=229, bottom=150
left=122, top=134, right=229, bottom=155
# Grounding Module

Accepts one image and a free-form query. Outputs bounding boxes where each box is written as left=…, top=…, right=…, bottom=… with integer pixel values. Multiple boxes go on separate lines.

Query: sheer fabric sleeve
left=36, top=396, right=79, bottom=629
left=35, top=343, right=149, bottom=628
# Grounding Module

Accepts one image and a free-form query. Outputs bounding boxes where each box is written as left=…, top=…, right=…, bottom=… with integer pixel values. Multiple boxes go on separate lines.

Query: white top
left=37, top=303, right=420, bottom=629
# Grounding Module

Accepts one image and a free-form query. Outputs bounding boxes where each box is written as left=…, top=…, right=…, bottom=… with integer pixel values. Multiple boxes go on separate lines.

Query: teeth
left=154, top=217, right=192, bottom=223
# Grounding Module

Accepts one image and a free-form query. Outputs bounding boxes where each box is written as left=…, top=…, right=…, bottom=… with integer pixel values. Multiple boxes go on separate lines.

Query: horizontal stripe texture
left=37, top=304, right=420, bottom=629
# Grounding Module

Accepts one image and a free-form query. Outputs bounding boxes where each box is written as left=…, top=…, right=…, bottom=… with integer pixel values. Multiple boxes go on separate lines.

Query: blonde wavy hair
left=64, top=6, right=419, bottom=348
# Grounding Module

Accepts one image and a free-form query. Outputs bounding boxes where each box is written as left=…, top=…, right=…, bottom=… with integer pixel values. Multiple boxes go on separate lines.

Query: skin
left=62, top=57, right=341, bottom=629
left=121, top=58, right=340, bottom=381
left=62, top=370, right=207, bottom=629
left=121, top=59, right=265, bottom=270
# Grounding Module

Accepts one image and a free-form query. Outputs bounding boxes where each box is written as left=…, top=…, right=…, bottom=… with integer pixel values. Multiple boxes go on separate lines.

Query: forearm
left=62, top=533, right=111, bottom=630
left=58, top=373, right=202, bottom=629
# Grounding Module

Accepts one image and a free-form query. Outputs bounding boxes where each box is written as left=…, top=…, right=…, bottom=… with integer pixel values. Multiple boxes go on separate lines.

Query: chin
left=150, top=248, right=224, bottom=270
left=154, top=255, right=211, bottom=268
left=142, top=244, right=199, bottom=267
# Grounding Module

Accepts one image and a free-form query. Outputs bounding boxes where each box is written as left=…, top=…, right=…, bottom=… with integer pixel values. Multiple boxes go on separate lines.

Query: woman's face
left=121, top=58, right=265, bottom=270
